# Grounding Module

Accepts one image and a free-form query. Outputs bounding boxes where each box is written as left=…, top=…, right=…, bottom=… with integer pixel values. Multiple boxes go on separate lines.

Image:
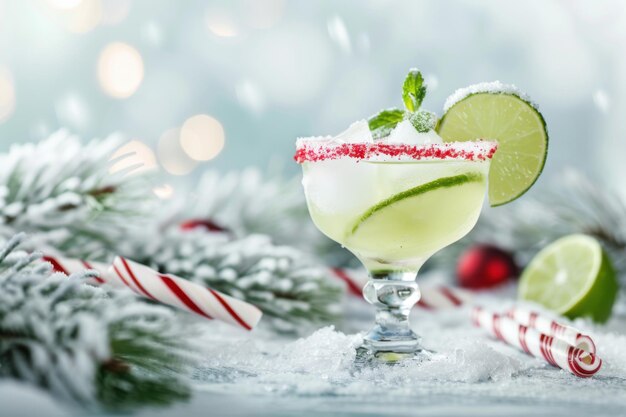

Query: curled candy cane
left=43, top=255, right=262, bottom=330
left=418, top=286, right=472, bottom=309
left=472, top=307, right=602, bottom=378
left=43, top=255, right=107, bottom=285
left=506, top=307, right=596, bottom=354
left=330, top=268, right=364, bottom=297
left=109, top=257, right=262, bottom=330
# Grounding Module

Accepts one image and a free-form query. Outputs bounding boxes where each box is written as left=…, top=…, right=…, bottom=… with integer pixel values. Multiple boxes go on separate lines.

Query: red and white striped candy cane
left=472, top=306, right=602, bottom=378
left=506, top=307, right=596, bottom=354
left=109, top=257, right=262, bottom=330
left=418, top=285, right=472, bottom=309
left=329, top=268, right=367, bottom=297
left=43, top=255, right=262, bottom=330
left=329, top=268, right=472, bottom=309
left=43, top=255, right=107, bottom=285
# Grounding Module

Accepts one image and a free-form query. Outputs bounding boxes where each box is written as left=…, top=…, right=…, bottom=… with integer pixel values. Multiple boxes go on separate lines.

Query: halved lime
left=437, top=90, right=548, bottom=206
left=518, top=234, right=618, bottom=323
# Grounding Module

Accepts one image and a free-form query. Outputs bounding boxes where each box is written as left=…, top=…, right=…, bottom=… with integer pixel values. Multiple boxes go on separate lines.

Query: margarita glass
left=296, top=138, right=497, bottom=359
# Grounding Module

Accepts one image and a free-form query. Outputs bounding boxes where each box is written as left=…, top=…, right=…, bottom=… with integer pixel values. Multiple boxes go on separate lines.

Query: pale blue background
left=1, top=3, right=625, bottom=416
left=0, top=0, right=624, bottom=193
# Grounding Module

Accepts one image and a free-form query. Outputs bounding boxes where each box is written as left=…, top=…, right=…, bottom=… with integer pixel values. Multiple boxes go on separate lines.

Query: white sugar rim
left=296, top=138, right=497, bottom=150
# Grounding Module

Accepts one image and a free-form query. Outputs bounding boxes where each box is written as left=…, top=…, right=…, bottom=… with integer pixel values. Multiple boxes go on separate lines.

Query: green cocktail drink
left=305, top=159, right=490, bottom=272
left=296, top=131, right=496, bottom=357
left=294, top=68, right=547, bottom=361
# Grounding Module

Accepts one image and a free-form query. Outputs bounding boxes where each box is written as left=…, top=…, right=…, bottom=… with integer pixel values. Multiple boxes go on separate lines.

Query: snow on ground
left=183, top=279, right=626, bottom=417
left=3, top=276, right=625, bottom=417
left=0, top=381, right=70, bottom=417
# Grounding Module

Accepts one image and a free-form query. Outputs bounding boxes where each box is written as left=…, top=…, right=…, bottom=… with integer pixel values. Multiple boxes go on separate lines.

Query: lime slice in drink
left=351, top=173, right=483, bottom=235
left=437, top=85, right=548, bottom=206
left=346, top=173, right=485, bottom=266
left=518, top=234, right=618, bottom=323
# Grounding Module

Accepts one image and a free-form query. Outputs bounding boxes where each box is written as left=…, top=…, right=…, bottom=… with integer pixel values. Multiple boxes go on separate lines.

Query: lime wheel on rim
left=437, top=84, right=548, bottom=206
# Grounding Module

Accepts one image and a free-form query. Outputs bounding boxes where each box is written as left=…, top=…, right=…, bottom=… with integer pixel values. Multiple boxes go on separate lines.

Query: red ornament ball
left=456, top=244, right=518, bottom=289
left=179, top=218, right=228, bottom=233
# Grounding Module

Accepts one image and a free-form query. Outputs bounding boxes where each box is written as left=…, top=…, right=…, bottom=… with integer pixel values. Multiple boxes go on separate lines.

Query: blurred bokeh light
left=180, top=114, right=225, bottom=161
left=110, top=139, right=157, bottom=175
left=0, top=67, right=15, bottom=123
left=153, top=183, right=174, bottom=199
left=97, top=42, right=144, bottom=98
left=158, top=128, right=197, bottom=175
left=62, top=0, right=102, bottom=33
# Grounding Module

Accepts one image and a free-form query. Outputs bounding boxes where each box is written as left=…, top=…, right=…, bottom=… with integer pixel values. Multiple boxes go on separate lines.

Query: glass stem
left=362, top=270, right=422, bottom=354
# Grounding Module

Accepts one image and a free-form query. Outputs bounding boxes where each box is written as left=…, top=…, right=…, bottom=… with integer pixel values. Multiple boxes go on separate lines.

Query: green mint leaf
left=368, top=108, right=404, bottom=130
left=408, top=110, right=437, bottom=133
left=368, top=108, right=404, bottom=139
left=402, top=69, right=427, bottom=112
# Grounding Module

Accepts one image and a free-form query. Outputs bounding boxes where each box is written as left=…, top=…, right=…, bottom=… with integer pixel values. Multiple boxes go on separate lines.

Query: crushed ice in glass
left=334, top=120, right=373, bottom=143
left=388, top=120, right=443, bottom=145
left=301, top=158, right=379, bottom=214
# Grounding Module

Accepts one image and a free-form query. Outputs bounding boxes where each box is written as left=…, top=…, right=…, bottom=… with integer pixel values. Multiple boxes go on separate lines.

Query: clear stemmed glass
left=296, top=139, right=497, bottom=362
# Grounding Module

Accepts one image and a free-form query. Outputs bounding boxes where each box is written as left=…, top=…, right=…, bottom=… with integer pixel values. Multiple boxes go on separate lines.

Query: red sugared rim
left=294, top=140, right=498, bottom=163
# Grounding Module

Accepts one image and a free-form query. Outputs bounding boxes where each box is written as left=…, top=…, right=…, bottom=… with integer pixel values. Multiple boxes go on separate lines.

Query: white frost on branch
left=122, top=227, right=345, bottom=333
left=183, top=168, right=354, bottom=267
left=0, top=130, right=155, bottom=261
left=0, top=234, right=193, bottom=407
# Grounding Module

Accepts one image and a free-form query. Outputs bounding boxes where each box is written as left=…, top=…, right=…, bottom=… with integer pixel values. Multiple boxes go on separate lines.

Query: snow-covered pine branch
left=0, top=130, right=155, bottom=261
left=183, top=168, right=354, bottom=267
left=0, top=134, right=347, bottom=331
left=0, top=234, right=195, bottom=409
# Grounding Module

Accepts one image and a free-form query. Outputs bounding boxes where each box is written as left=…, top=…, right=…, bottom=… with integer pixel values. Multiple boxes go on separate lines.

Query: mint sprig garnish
left=368, top=109, right=404, bottom=139
left=402, top=69, right=426, bottom=112
left=408, top=110, right=436, bottom=133
left=367, top=68, right=436, bottom=139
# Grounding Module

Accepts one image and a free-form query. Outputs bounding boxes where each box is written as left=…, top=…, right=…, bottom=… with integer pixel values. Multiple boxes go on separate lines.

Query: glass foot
left=362, top=323, right=421, bottom=353
left=354, top=346, right=434, bottom=367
